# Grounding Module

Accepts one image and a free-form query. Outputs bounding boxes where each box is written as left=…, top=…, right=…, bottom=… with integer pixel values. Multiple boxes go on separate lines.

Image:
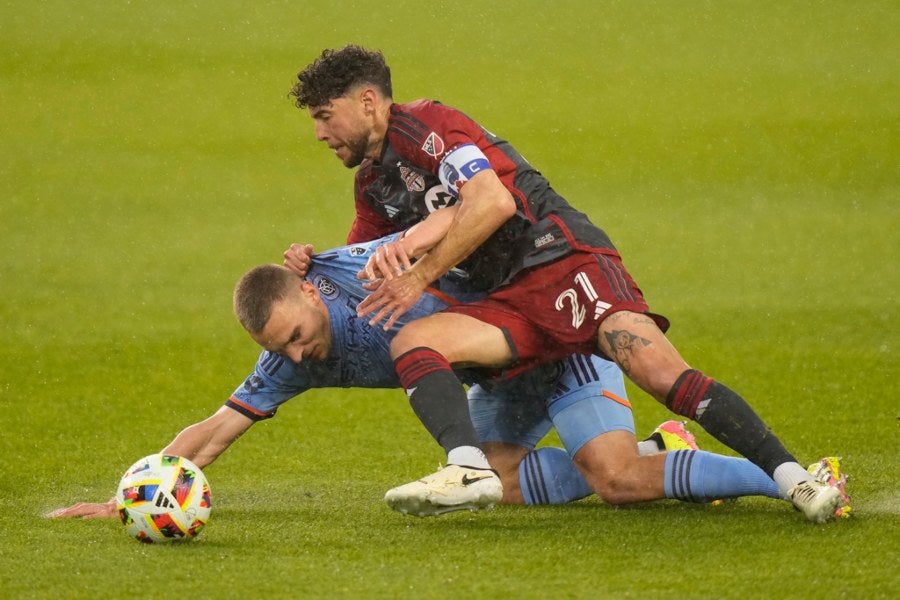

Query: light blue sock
left=519, top=447, right=593, bottom=504
left=664, top=450, right=781, bottom=502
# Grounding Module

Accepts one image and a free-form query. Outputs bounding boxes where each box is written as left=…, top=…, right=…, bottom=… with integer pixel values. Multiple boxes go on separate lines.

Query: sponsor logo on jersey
left=399, top=165, right=426, bottom=192
left=315, top=275, right=339, bottom=300
left=422, top=132, right=445, bottom=158
left=424, top=184, right=458, bottom=213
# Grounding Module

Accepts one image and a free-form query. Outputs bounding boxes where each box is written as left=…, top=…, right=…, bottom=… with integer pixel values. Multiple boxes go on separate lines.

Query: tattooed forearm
left=603, top=329, right=652, bottom=374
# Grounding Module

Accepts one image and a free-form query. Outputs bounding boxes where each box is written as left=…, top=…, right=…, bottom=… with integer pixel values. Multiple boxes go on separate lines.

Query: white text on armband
left=438, top=144, right=493, bottom=198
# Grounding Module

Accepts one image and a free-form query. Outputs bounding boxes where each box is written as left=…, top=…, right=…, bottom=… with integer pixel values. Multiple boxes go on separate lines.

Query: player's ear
left=360, top=87, right=378, bottom=113
left=299, top=280, right=320, bottom=302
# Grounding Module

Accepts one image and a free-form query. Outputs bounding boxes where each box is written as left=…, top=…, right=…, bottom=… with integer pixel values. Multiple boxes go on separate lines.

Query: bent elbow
left=498, top=191, right=517, bottom=220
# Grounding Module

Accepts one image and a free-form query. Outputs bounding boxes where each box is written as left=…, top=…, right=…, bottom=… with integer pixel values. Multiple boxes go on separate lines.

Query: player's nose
left=287, top=347, right=304, bottom=364
left=314, top=121, right=329, bottom=142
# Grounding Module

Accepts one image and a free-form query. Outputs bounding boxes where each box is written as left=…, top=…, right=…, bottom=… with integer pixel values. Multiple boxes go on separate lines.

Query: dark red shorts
left=445, top=252, right=669, bottom=378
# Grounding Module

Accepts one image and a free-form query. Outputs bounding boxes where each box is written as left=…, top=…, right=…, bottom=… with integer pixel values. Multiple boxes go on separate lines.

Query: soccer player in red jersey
left=289, top=45, right=846, bottom=522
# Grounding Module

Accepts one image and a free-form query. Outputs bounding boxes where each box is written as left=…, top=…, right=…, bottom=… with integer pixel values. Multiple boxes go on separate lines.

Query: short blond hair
left=233, top=264, right=300, bottom=333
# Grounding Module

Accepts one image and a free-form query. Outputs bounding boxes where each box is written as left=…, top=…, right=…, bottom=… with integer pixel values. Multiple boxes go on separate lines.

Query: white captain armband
left=438, top=143, right=493, bottom=198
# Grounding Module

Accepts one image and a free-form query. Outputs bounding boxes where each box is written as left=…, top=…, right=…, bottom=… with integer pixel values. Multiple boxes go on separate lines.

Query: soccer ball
left=115, top=454, right=212, bottom=544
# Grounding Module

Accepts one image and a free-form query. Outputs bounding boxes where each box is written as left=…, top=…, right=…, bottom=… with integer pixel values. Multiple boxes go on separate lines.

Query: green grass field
left=2, top=1, right=898, bottom=597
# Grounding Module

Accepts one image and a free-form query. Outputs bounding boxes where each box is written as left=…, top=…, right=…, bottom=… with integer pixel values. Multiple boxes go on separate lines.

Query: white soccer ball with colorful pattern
left=115, top=454, right=212, bottom=543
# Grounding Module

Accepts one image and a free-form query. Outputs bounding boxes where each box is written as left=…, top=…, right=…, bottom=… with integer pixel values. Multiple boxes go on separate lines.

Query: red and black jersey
left=350, top=99, right=617, bottom=292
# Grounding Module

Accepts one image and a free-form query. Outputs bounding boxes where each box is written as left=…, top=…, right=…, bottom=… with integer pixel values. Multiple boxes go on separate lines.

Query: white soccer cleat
left=384, top=464, right=503, bottom=517
left=788, top=479, right=843, bottom=523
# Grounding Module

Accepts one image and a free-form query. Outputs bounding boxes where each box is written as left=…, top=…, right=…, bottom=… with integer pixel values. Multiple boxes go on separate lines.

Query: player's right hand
left=44, top=499, right=117, bottom=519
left=283, top=243, right=314, bottom=277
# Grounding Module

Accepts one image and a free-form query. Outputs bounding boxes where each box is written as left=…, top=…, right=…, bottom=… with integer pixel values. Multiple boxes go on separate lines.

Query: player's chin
left=310, top=346, right=329, bottom=361
left=338, top=149, right=365, bottom=168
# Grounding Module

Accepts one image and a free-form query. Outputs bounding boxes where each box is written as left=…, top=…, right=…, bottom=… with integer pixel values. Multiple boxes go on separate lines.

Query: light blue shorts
left=468, top=354, right=634, bottom=456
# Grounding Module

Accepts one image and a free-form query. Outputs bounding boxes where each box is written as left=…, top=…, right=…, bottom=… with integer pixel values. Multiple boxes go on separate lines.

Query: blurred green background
left=1, top=1, right=897, bottom=597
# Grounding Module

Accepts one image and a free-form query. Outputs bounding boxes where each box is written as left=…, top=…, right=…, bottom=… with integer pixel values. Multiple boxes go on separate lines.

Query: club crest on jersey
left=349, top=246, right=367, bottom=256
left=315, top=275, right=339, bottom=300
left=399, top=165, right=426, bottom=192
left=422, top=132, right=445, bottom=158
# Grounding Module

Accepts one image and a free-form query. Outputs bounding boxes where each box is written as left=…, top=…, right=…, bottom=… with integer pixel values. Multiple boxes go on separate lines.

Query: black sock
left=668, top=369, right=796, bottom=477
left=645, top=431, right=665, bottom=452
left=394, top=347, right=481, bottom=453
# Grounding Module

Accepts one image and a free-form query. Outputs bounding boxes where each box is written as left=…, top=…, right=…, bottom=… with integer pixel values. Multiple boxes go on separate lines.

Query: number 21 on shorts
left=554, top=272, right=611, bottom=330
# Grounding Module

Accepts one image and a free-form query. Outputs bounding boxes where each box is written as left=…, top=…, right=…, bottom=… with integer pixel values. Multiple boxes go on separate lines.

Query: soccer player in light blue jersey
left=266, top=216, right=788, bottom=514
left=47, top=219, right=789, bottom=520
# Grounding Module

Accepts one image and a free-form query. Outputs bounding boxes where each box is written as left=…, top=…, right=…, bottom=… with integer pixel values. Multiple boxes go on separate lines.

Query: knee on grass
left=579, top=460, right=650, bottom=505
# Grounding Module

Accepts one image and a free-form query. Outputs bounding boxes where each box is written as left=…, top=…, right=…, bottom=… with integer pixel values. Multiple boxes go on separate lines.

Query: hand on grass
left=45, top=498, right=116, bottom=519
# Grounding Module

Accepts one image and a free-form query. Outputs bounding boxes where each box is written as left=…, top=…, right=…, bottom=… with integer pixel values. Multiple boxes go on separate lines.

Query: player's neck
left=366, top=104, right=391, bottom=160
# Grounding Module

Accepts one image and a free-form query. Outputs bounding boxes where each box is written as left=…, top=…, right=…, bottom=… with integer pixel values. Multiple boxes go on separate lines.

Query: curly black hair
left=290, top=45, right=393, bottom=108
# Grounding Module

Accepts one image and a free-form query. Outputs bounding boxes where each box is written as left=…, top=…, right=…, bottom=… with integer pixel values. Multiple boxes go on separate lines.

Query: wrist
left=398, top=229, right=418, bottom=259
left=408, top=260, right=437, bottom=288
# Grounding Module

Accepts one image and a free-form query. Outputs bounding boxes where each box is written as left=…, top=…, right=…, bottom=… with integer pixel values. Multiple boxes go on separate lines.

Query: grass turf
left=1, top=1, right=898, bottom=598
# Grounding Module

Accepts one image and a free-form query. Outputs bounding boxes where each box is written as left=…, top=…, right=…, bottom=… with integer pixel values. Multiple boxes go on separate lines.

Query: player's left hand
left=357, top=269, right=427, bottom=330
left=359, top=240, right=412, bottom=282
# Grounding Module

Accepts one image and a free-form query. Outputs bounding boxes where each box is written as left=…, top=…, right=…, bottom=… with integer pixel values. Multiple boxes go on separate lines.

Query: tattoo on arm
left=603, top=329, right=652, bottom=374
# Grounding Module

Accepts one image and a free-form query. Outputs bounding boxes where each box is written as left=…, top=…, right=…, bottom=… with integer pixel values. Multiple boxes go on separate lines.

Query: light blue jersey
left=224, top=237, right=779, bottom=508
left=226, top=235, right=635, bottom=465
left=227, top=235, right=478, bottom=420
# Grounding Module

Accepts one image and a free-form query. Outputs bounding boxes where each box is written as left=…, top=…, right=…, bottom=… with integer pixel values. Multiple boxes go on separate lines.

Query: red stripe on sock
left=394, top=347, right=452, bottom=389
left=668, top=369, right=713, bottom=418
